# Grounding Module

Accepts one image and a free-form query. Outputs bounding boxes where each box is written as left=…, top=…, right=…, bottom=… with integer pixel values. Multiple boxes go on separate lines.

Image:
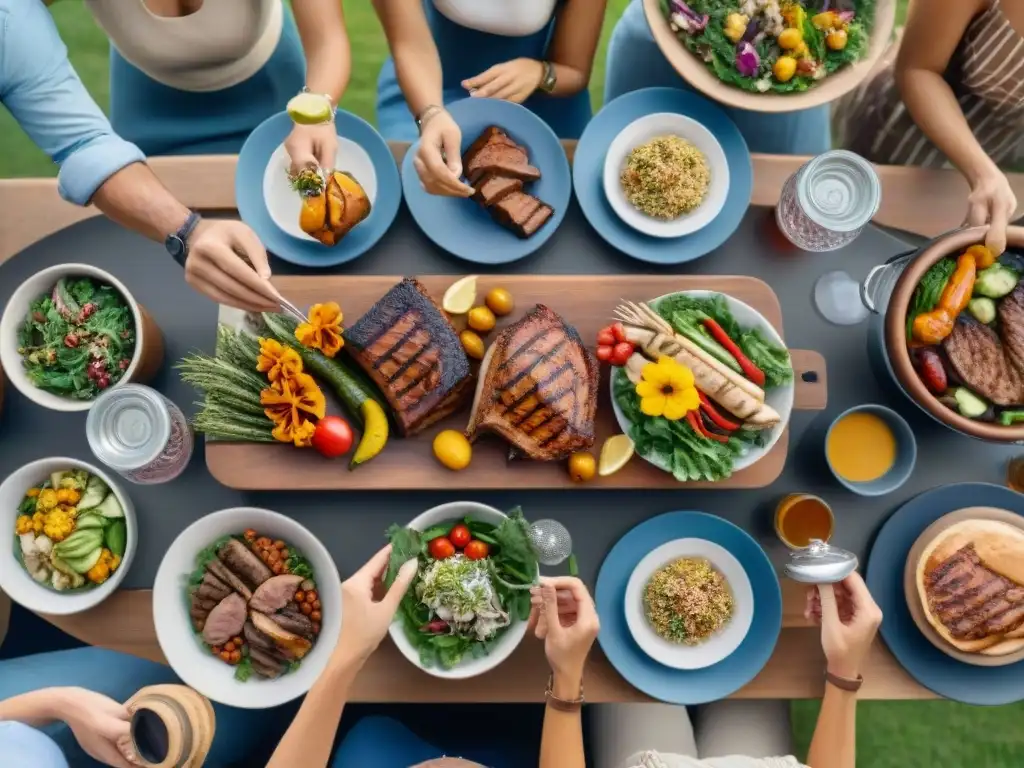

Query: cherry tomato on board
left=596, top=345, right=613, bottom=363
left=449, top=524, right=471, bottom=549
left=464, top=540, right=490, bottom=560
left=610, top=342, right=634, bottom=366
left=428, top=537, right=456, bottom=560
left=312, top=416, right=354, bottom=458
left=596, top=327, right=616, bottom=346
left=610, top=322, right=627, bottom=343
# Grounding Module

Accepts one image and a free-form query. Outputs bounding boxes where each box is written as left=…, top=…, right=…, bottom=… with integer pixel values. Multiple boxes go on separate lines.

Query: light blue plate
left=866, top=483, right=1024, bottom=705
left=595, top=511, right=782, bottom=704
left=236, top=111, right=401, bottom=268
left=574, top=87, right=752, bottom=265
left=401, top=98, right=571, bottom=264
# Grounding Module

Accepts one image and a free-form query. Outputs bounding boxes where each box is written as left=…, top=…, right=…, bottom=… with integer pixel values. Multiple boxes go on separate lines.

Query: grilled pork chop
left=466, top=305, right=598, bottom=461
left=926, top=544, right=1024, bottom=640
left=345, top=278, right=472, bottom=435
left=944, top=318, right=1024, bottom=406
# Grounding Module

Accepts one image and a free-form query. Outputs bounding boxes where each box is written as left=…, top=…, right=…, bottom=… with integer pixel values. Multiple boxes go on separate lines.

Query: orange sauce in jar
left=775, top=494, right=834, bottom=549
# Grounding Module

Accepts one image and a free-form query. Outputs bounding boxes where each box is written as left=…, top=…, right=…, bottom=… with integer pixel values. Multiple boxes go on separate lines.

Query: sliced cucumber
left=64, top=548, right=103, bottom=575
left=105, top=520, right=127, bottom=558
left=89, top=494, right=124, bottom=519
left=953, top=387, right=989, bottom=419
left=79, top=475, right=109, bottom=509
left=74, top=513, right=106, bottom=531
left=54, top=529, right=103, bottom=559
left=967, top=297, right=996, bottom=324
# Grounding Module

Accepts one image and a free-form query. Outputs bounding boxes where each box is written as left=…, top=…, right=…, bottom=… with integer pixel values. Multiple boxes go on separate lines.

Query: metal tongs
left=277, top=295, right=309, bottom=326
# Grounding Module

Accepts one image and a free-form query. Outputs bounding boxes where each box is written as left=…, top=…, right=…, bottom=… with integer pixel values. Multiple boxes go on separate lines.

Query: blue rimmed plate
left=401, top=98, right=571, bottom=264
left=595, top=511, right=781, bottom=704
left=866, top=482, right=1024, bottom=705
left=574, top=87, right=752, bottom=265
left=236, top=111, right=401, bottom=268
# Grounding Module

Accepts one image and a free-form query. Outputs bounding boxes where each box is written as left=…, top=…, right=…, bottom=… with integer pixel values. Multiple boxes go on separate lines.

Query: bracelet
left=825, top=670, right=863, bottom=692
left=415, top=104, right=444, bottom=135
left=545, top=674, right=584, bottom=712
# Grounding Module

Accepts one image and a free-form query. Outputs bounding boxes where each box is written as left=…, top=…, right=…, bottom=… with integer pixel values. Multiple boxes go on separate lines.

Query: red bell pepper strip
left=698, top=392, right=740, bottom=431
left=702, top=318, right=766, bottom=387
left=687, top=409, right=729, bottom=443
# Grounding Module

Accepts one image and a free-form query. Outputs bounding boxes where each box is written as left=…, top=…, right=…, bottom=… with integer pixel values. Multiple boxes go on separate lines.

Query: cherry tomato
left=611, top=322, right=627, bottom=343
left=464, top=540, right=490, bottom=560
left=428, top=537, right=456, bottom=560
left=610, top=342, right=634, bottom=366
left=449, top=523, right=471, bottom=549
left=596, top=327, right=616, bottom=346
left=312, top=416, right=354, bottom=458
left=596, top=345, right=613, bottom=363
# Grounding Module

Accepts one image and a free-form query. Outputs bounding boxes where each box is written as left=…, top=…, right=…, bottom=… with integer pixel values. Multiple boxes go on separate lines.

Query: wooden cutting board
left=206, top=275, right=827, bottom=490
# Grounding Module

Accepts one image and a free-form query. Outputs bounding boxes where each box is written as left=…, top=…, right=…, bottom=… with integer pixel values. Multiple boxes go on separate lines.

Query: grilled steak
left=466, top=305, right=598, bottom=460
left=999, top=282, right=1024, bottom=376
left=218, top=538, right=272, bottom=590
left=344, top=278, right=473, bottom=435
left=470, top=160, right=541, bottom=184
left=205, top=558, right=252, bottom=601
left=201, top=593, right=248, bottom=646
left=474, top=174, right=523, bottom=207
left=944, top=316, right=1024, bottom=405
left=926, top=544, right=1024, bottom=640
left=249, top=574, right=304, bottom=614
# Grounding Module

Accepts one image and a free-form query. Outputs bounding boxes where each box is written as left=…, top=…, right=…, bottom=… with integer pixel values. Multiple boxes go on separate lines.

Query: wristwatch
left=545, top=674, right=584, bottom=712
left=825, top=670, right=863, bottom=692
left=165, top=211, right=202, bottom=268
left=538, top=61, right=557, bottom=94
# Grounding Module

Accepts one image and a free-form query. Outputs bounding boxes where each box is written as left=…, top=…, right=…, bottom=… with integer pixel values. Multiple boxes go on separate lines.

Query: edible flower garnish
left=735, top=42, right=761, bottom=78
left=295, top=302, right=344, bottom=358
left=256, top=338, right=304, bottom=383
left=261, top=373, right=326, bottom=447
left=635, top=358, right=700, bottom=420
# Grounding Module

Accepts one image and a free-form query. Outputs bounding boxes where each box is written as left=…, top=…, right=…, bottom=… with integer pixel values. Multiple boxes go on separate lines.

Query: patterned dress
left=835, top=0, right=1024, bottom=167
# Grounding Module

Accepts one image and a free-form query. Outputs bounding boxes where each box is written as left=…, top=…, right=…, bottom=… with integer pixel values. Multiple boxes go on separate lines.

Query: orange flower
left=272, top=417, right=317, bottom=448
left=261, top=373, right=326, bottom=447
left=256, top=338, right=304, bottom=383
left=295, top=302, right=344, bottom=358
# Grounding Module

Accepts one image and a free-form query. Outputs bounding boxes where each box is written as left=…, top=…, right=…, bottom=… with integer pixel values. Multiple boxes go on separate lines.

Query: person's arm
left=371, top=0, right=444, bottom=118
left=539, top=672, right=586, bottom=768
left=0, top=689, right=66, bottom=727
left=292, top=0, right=351, bottom=105
left=805, top=685, right=857, bottom=768
left=544, top=0, right=608, bottom=96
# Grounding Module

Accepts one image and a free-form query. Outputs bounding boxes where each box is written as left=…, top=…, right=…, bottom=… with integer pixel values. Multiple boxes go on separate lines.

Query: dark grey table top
left=0, top=200, right=1017, bottom=590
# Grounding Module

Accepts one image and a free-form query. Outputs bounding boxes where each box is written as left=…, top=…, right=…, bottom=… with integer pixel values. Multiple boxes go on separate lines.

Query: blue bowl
left=236, top=110, right=401, bottom=268
left=595, top=511, right=781, bottom=704
left=401, top=98, right=571, bottom=265
left=825, top=404, right=917, bottom=496
left=573, top=87, right=752, bottom=265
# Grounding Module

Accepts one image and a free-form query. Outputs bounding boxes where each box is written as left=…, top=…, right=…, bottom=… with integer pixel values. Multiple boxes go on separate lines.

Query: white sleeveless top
left=84, top=0, right=283, bottom=92
left=433, top=0, right=558, bottom=36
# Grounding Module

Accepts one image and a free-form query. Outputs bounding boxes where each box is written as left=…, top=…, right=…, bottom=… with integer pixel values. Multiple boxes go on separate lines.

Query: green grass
left=4, top=3, right=1023, bottom=765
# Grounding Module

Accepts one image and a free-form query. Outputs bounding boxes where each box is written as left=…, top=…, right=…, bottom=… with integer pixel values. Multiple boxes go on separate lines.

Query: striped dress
left=835, top=0, right=1024, bottom=167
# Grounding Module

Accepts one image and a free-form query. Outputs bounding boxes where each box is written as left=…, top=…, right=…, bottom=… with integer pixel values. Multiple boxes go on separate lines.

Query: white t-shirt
left=433, top=0, right=558, bottom=36
left=625, top=751, right=806, bottom=768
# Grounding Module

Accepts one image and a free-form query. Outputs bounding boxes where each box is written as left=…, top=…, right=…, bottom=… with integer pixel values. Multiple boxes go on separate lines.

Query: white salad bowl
left=0, top=457, right=137, bottom=616
left=263, top=140, right=378, bottom=242
left=0, top=263, right=154, bottom=413
left=152, top=507, right=341, bottom=709
left=625, top=538, right=753, bottom=670
left=603, top=112, right=729, bottom=239
left=611, top=289, right=794, bottom=475
left=388, top=501, right=533, bottom=680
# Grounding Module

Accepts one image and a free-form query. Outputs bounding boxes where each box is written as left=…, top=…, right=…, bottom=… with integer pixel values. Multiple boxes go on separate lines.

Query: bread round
left=915, top=519, right=1024, bottom=656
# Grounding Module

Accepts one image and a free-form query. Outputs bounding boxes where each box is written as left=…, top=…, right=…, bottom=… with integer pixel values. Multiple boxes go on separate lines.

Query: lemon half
left=442, top=275, right=478, bottom=315
left=598, top=434, right=635, bottom=477
left=287, top=93, right=333, bottom=125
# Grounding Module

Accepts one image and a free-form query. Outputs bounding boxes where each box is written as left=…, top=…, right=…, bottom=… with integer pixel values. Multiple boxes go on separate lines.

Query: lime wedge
left=442, top=275, right=478, bottom=315
left=598, top=434, right=635, bottom=477
left=287, top=93, right=333, bottom=125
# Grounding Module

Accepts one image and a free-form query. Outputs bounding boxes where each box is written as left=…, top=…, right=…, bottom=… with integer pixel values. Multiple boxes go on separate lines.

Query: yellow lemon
left=442, top=275, right=478, bottom=315
left=598, top=434, right=635, bottom=477
left=467, top=306, right=496, bottom=333
left=286, top=93, right=334, bottom=125
left=433, top=430, right=472, bottom=471
left=568, top=451, right=597, bottom=482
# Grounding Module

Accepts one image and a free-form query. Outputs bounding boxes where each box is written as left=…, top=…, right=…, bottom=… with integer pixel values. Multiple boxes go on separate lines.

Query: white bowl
left=603, top=113, right=729, bottom=239
left=388, top=501, right=532, bottom=680
left=0, top=263, right=149, bottom=413
left=152, top=507, right=341, bottom=709
left=625, top=538, right=753, bottom=670
left=263, top=140, right=378, bottom=242
left=0, top=457, right=137, bottom=616
left=612, top=289, right=794, bottom=475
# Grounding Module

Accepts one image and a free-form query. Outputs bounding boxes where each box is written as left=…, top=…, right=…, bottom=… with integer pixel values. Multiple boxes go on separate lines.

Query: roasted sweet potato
left=296, top=170, right=371, bottom=247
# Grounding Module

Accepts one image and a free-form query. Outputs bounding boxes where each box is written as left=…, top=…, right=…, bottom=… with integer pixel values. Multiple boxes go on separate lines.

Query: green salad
left=385, top=508, right=539, bottom=670
left=661, top=0, right=875, bottom=94
left=16, top=276, right=135, bottom=399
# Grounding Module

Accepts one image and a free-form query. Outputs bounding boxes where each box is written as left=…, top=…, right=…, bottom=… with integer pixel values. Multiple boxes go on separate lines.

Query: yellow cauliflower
left=36, top=489, right=58, bottom=512
left=25, top=487, right=40, bottom=498
left=41, top=508, right=75, bottom=542
left=56, top=488, right=81, bottom=505
left=86, top=549, right=119, bottom=585
left=15, top=515, right=33, bottom=535
left=31, top=512, right=45, bottom=534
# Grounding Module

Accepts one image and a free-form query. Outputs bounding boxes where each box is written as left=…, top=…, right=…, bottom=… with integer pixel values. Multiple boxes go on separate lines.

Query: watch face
left=165, top=234, right=185, bottom=259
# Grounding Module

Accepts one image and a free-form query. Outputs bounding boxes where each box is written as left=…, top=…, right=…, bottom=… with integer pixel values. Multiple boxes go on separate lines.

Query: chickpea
left=312, top=599, right=321, bottom=611
left=244, top=529, right=257, bottom=541
left=306, top=591, right=317, bottom=604
left=301, top=602, right=313, bottom=615
left=311, top=611, right=322, bottom=622
left=211, top=645, right=222, bottom=655
left=294, top=591, right=305, bottom=603
left=274, top=540, right=287, bottom=550
left=256, top=537, right=272, bottom=549
left=230, top=650, right=242, bottom=663
left=219, top=651, right=231, bottom=662
left=272, top=561, right=284, bottom=574
left=233, top=636, right=243, bottom=646
left=773, top=55, right=797, bottom=82
left=224, top=641, right=235, bottom=652
left=267, top=549, right=280, bottom=563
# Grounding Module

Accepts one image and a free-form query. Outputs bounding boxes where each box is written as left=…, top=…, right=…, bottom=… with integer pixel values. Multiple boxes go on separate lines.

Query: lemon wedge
left=286, top=93, right=333, bottom=125
left=598, top=434, right=635, bottom=477
left=442, top=275, right=478, bottom=315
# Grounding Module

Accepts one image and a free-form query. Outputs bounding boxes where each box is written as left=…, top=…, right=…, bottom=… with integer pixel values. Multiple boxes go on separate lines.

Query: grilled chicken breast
left=344, top=278, right=473, bottom=435
left=466, top=305, right=598, bottom=461
left=927, top=544, right=1024, bottom=641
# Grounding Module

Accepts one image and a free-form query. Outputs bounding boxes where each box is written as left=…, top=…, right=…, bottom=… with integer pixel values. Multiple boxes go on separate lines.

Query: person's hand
left=184, top=219, right=281, bottom=312
left=284, top=122, right=338, bottom=175
left=335, top=544, right=418, bottom=666
left=463, top=58, right=545, bottom=103
left=414, top=109, right=474, bottom=198
left=804, top=572, right=883, bottom=680
left=529, top=577, right=600, bottom=691
left=57, top=687, right=137, bottom=768
left=966, top=167, right=1018, bottom=256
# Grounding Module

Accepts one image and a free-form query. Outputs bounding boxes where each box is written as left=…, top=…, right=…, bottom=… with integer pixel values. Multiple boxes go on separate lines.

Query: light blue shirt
left=0, top=721, right=69, bottom=768
left=0, top=0, right=145, bottom=205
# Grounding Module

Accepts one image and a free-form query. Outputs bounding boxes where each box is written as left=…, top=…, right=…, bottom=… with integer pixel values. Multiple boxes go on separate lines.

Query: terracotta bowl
left=643, top=0, right=897, bottom=113
left=883, top=225, right=1024, bottom=443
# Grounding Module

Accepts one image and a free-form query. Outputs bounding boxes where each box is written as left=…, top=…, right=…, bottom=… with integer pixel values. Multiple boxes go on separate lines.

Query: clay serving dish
left=875, top=225, right=1024, bottom=443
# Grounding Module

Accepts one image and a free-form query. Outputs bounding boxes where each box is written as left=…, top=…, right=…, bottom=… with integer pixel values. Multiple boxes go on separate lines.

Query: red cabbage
left=735, top=42, right=760, bottom=77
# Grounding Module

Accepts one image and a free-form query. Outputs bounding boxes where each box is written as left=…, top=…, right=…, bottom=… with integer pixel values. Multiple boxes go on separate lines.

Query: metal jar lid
left=87, top=384, right=170, bottom=472
left=783, top=539, right=859, bottom=584
left=797, top=150, right=881, bottom=233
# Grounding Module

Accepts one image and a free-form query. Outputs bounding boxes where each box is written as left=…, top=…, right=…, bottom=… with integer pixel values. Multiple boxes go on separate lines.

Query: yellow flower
left=256, top=338, right=305, bottom=383
left=295, top=302, right=344, bottom=358
left=635, top=358, right=700, bottom=421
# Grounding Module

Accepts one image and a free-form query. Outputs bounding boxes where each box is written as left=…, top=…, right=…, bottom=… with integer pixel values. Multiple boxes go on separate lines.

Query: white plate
left=603, top=113, right=729, bottom=239
left=262, top=140, right=378, bottom=242
left=625, top=538, right=753, bottom=670
left=152, top=507, right=341, bottom=709
left=611, top=289, right=793, bottom=475
left=0, top=457, right=136, bottom=616
left=388, top=501, right=533, bottom=680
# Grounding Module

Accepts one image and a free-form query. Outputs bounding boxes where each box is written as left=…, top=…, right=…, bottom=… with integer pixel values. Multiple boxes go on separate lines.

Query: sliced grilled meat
left=249, top=574, right=304, bottom=614
left=248, top=646, right=286, bottom=679
left=469, top=161, right=541, bottom=185
left=466, top=305, right=599, bottom=460
left=275, top=607, right=316, bottom=640
left=943, top=316, right=1024, bottom=405
left=201, top=593, right=248, bottom=646
left=217, top=539, right=272, bottom=590
left=998, top=282, right=1024, bottom=377
left=926, top=544, right=1024, bottom=640
left=205, top=559, right=253, bottom=601
left=473, top=174, right=522, bottom=207
left=520, top=203, right=553, bottom=238
left=243, top=620, right=278, bottom=653
left=197, top=571, right=232, bottom=601
left=250, top=611, right=313, bottom=659
left=344, top=278, right=473, bottom=435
